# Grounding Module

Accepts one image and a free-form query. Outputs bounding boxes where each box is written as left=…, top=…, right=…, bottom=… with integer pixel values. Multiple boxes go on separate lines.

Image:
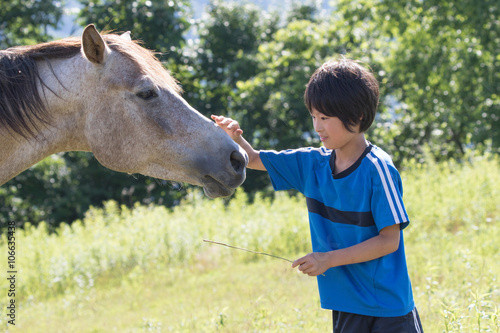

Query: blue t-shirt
left=260, top=144, right=415, bottom=317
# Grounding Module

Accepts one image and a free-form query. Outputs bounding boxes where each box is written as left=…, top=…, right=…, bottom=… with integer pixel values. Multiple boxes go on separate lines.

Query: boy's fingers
left=292, top=257, right=306, bottom=268
left=300, top=262, right=313, bottom=272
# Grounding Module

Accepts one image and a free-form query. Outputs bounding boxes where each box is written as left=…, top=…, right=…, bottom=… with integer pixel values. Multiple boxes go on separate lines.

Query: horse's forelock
left=103, top=35, right=182, bottom=94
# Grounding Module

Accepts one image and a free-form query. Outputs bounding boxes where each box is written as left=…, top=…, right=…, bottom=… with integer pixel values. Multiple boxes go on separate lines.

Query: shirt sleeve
left=260, top=149, right=315, bottom=193
left=369, top=157, right=410, bottom=232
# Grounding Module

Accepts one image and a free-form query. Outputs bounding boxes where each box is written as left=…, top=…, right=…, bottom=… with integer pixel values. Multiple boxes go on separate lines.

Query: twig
left=203, top=239, right=293, bottom=263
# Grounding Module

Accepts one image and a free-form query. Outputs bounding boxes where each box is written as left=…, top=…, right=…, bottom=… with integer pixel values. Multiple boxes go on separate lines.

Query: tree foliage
left=0, top=153, right=186, bottom=231
left=0, top=0, right=64, bottom=48
left=343, top=0, right=500, bottom=162
left=180, top=0, right=278, bottom=116
left=1, top=0, right=499, bottom=229
left=77, top=0, right=191, bottom=57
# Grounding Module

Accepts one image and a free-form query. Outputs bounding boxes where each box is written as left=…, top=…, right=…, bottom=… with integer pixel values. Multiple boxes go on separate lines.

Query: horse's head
left=78, top=25, right=247, bottom=198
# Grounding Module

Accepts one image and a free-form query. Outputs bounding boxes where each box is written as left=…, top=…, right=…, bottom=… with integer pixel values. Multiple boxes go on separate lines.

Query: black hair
left=304, top=58, right=379, bottom=133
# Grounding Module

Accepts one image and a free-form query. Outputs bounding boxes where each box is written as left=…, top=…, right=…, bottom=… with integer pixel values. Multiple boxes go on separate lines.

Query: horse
left=0, top=24, right=247, bottom=198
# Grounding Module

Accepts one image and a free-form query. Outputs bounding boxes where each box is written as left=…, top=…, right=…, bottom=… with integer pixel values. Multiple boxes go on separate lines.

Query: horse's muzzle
left=230, top=150, right=247, bottom=174
left=201, top=148, right=247, bottom=198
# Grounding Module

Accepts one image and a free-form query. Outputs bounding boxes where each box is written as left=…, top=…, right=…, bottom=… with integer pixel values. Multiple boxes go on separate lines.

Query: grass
left=11, top=261, right=329, bottom=332
left=1, top=153, right=499, bottom=332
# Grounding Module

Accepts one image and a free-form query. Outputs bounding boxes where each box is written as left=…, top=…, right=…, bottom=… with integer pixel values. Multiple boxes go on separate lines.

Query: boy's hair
left=304, top=58, right=379, bottom=133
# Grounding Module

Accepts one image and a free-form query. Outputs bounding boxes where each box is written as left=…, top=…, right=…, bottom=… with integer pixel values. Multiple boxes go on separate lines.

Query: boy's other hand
left=211, top=115, right=243, bottom=141
left=292, top=252, right=330, bottom=277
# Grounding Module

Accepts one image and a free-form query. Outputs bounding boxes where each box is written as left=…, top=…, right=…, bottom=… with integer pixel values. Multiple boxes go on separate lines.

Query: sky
left=52, top=0, right=330, bottom=38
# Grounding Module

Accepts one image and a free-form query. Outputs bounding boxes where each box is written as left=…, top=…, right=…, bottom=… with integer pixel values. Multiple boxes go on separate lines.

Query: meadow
left=1, top=154, right=499, bottom=332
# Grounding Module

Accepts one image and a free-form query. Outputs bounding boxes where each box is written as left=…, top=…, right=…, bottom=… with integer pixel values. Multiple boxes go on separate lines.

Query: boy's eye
left=311, top=112, right=330, bottom=120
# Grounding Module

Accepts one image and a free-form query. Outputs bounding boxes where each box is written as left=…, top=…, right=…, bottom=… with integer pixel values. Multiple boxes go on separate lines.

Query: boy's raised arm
left=211, top=115, right=266, bottom=171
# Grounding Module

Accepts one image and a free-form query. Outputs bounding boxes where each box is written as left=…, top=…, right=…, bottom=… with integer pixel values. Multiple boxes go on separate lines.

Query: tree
left=77, top=0, right=191, bottom=58
left=341, top=0, right=500, bottom=162
left=0, top=152, right=187, bottom=231
left=4, top=0, right=496, bottom=229
left=0, top=0, right=64, bottom=48
left=180, top=0, right=278, bottom=116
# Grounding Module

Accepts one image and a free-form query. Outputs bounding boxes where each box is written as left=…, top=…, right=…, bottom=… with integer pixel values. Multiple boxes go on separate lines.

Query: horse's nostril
left=230, top=150, right=246, bottom=173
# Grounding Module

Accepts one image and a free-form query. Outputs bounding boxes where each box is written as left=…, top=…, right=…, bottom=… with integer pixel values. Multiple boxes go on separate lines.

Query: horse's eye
left=136, top=89, right=158, bottom=100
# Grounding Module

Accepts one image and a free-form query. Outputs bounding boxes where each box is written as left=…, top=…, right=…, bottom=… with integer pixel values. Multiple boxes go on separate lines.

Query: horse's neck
left=0, top=124, right=89, bottom=186
left=0, top=57, right=90, bottom=185
left=0, top=131, right=52, bottom=184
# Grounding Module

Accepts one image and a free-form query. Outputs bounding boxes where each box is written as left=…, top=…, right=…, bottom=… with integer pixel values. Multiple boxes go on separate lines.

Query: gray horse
left=0, top=25, right=247, bottom=198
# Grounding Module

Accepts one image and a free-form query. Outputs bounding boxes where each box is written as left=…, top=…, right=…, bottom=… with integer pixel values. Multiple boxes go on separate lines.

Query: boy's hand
left=292, top=252, right=331, bottom=277
left=211, top=115, right=243, bottom=141
left=292, top=225, right=402, bottom=277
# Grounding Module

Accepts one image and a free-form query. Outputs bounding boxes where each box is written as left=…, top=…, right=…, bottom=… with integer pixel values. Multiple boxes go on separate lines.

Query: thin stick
left=203, top=239, right=293, bottom=263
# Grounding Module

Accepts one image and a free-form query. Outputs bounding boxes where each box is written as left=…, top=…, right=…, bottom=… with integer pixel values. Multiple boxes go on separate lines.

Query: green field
left=1, top=155, right=499, bottom=332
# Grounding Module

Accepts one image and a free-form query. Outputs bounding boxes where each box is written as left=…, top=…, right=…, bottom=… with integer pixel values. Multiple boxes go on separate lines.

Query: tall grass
left=1, top=190, right=310, bottom=302
left=401, top=154, right=500, bottom=332
left=1, top=154, right=499, bottom=332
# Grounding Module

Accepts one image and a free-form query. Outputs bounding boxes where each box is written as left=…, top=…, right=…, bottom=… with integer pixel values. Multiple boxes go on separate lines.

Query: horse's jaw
left=201, top=175, right=239, bottom=198
left=141, top=146, right=247, bottom=199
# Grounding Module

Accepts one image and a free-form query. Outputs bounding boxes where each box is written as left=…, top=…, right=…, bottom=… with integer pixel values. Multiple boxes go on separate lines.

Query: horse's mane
left=0, top=33, right=181, bottom=139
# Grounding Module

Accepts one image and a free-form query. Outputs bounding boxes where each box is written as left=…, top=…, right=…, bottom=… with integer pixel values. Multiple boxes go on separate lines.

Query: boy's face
left=310, top=108, right=361, bottom=150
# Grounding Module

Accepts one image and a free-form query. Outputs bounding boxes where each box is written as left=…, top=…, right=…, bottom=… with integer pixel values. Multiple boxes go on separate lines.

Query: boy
left=211, top=58, right=423, bottom=332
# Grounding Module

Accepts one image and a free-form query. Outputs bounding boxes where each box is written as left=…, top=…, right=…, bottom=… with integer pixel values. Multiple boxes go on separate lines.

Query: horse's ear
left=82, top=24, right=110, bottom=64
left=120, top=31, right=132, bottom=41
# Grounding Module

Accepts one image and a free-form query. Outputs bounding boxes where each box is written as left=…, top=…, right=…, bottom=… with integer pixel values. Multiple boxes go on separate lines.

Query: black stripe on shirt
left=306, top=197, right=375, bottom=227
